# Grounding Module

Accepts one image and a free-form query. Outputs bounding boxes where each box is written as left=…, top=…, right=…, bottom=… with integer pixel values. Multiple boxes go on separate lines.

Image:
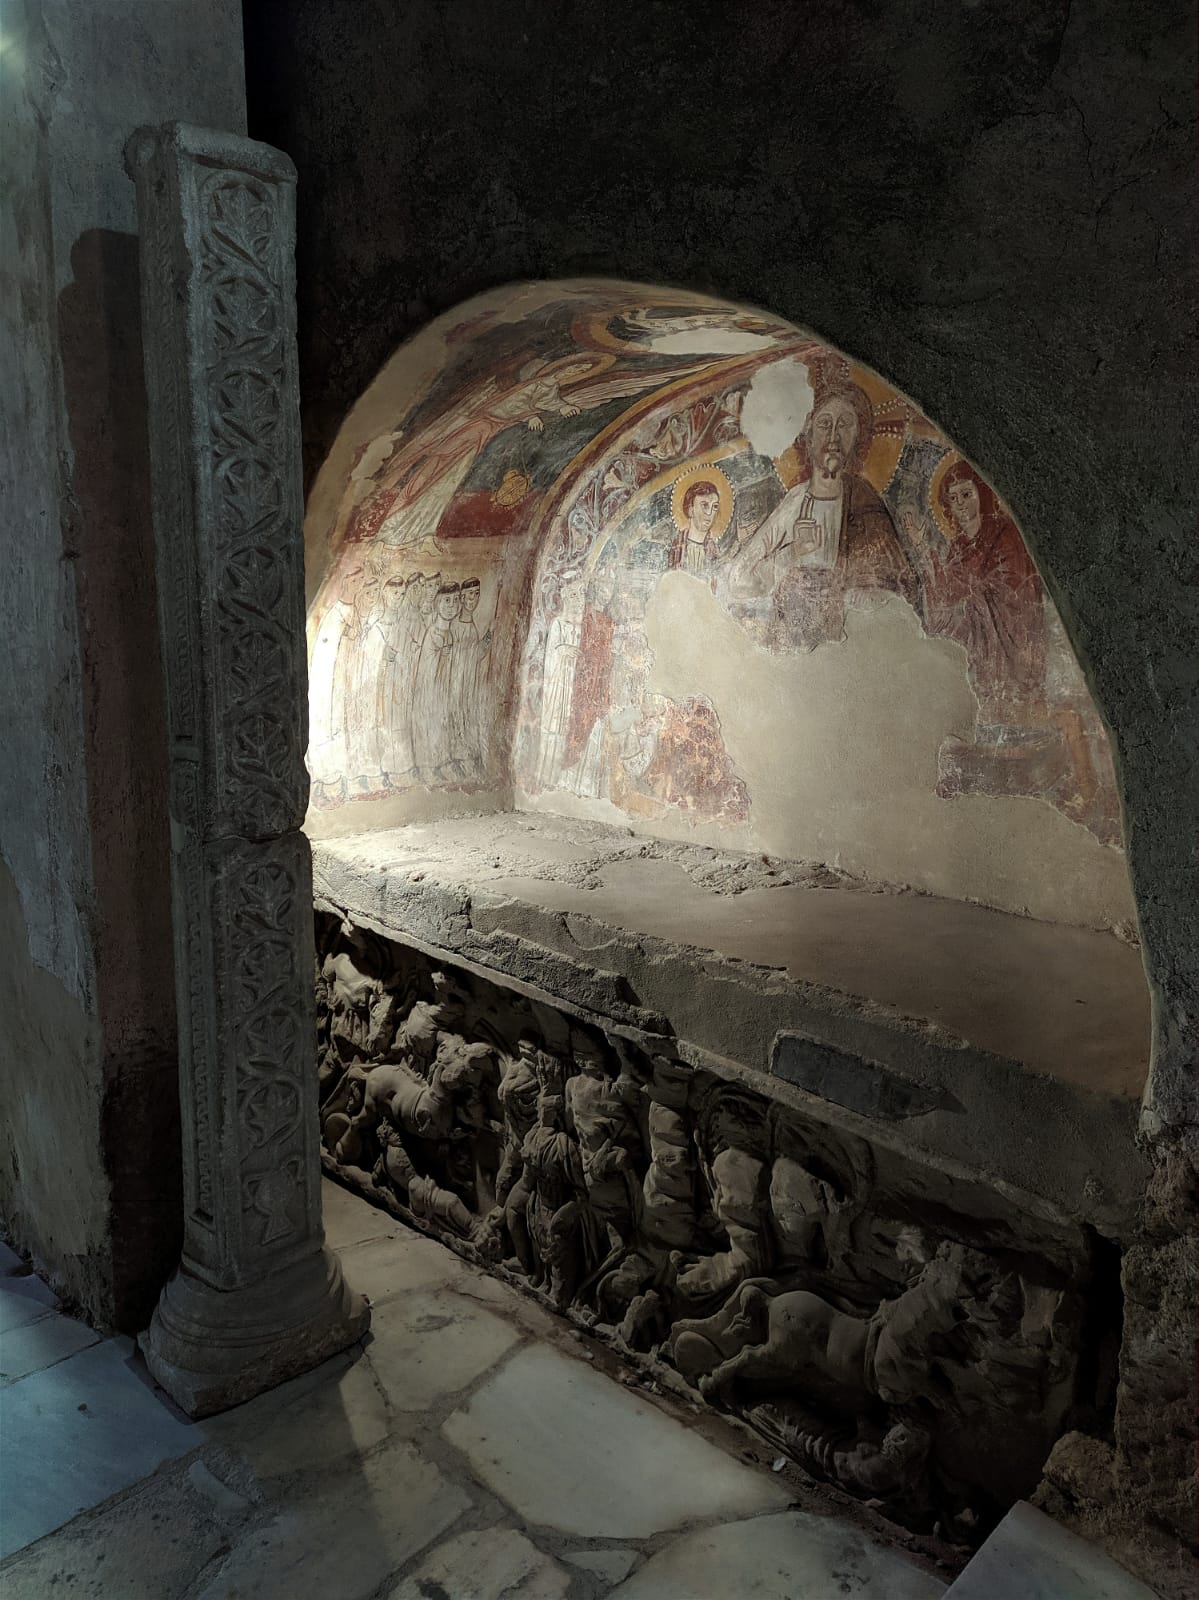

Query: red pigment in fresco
left=924, top=461, right=1045, bottom=721
left=565, top=606, right=616, bottom=766
left=642, top=699, right=749, bottom=824
left=436, top=487, right=539, bottom=540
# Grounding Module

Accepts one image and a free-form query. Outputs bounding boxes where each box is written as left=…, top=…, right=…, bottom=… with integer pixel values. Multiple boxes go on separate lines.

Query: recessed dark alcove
left=305, top=280, right=1153, bottom=1543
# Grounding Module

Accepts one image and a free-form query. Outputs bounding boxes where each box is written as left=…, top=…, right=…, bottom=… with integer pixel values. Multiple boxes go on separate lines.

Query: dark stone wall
left=243, top=0, right=1197, bottom=1133
left=244, top=3, right=1197, bottom=1587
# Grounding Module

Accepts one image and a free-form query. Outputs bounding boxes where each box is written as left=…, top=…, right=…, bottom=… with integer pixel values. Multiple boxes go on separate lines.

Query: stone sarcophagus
left=314, top=909, right=1113, bottom=1543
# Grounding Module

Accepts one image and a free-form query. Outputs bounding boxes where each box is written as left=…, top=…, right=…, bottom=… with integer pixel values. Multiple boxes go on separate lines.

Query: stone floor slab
left=0, top=1270, right=60, bottom=1334
left=442, top=1344, right=790, bottom=1539
left=1, top=1308, right=101, bottom=1382
left=321, top=1178, right=409, bottom=1250
left=0, top=1458, right=240, bottom=1600
left=387, top=1526, right=569, bottom=1599
left=448, top=1267, right=564, bottom=1341
left=367, top=1287, right=521, bottom=1412
left=563, top=1546, right=640, bottom=1583
left=203, top=1346, right=390, bottom=1478
left=195, top=1439, right=471, bottom=1600
left=0, top=1336, right=199, bottom=1561
left=608, top=1511, right=946, bottom=1599
left=943, top=1501, right=1159, bottom=1599
left=339, top=1226, right=466, bottom=1305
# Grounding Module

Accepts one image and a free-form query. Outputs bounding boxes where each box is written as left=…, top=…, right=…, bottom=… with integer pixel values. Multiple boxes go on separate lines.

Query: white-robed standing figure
left=347, top=580, right=392, bottom=790
left=411, top=580, right=462, bottom=782
left=450, top=576, right=492, bottom=778
left=377, top=574, right=425, bottom=786
left=308, top=562, right=365, bottom=798
left=536, top=583, right=585, bottom=790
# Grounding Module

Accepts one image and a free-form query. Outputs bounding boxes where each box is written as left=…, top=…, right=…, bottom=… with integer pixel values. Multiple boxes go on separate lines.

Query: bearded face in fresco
left=805, top=395, right=860, bottom=484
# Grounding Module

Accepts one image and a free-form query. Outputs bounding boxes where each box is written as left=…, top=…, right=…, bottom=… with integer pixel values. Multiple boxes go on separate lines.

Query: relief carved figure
left=315, top=915, right=1092, bottom=1539
left=358, top=1034, right=494, bottom=1144
left=564, top=1038, right=647, bottom=1245
left=520, top=1091, right=594, bottom=1308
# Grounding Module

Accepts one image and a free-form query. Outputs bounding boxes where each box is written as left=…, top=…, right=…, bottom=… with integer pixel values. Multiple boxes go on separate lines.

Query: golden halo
left=930, top=450, right=968, bottom=540
left=863, top=432, right=904, bottom=492
left=773, top=444, right=804, bottom=492
left=670, top=464, right=733, bottom=536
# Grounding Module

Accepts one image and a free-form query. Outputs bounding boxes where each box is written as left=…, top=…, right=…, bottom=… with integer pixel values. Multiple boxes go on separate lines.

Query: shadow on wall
left=57, top=229, right=182, bottom=1331
left=0, top=857, right=108, bottom=1307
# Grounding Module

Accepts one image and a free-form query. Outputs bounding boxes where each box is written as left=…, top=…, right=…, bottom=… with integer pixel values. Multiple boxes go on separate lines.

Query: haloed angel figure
left=344, top=349, right=711, bottom=553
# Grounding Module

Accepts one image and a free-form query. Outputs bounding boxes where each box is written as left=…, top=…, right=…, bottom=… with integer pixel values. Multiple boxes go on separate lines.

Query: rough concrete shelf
left=310, top=812, right=1152, bottom=1235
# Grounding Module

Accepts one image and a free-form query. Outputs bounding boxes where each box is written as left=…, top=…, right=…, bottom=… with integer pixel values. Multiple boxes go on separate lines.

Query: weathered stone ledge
left=311, top=822, right=1150, bottom=1237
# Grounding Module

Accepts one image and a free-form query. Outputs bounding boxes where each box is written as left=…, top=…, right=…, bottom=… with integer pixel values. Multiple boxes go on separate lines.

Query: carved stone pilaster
left=126, top=123, right=367, bottom=1416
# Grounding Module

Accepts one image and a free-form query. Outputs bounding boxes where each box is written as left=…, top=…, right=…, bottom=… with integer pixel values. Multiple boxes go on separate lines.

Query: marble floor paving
left=0, top=1181, right=1149, bottom=1598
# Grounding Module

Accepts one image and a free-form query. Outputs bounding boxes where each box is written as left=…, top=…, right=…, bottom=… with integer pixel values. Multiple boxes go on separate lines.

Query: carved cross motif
left=240, top=1074, right=302, bottom=1150
left=243, top=1159, right=304, bottom=1246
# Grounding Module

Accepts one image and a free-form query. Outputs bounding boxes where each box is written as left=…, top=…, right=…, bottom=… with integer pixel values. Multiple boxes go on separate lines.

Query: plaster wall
left=639, top=580, right=1135, bottom=927
left=306, top=281, right=1133, bottom=931
left=0, top=0, right=246, bottom=1326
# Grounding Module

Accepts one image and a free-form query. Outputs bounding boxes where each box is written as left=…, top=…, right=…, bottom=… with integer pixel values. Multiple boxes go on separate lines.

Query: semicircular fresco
left=305, top=280, right=1130, bottom=929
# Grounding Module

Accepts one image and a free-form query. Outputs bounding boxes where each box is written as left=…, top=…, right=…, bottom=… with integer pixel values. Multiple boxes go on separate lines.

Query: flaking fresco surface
left=305, top=283, right=1122, bottom=869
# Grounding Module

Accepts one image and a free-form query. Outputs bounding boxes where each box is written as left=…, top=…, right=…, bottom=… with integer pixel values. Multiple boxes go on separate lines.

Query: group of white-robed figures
left=309, top=569, right=492, bottom=797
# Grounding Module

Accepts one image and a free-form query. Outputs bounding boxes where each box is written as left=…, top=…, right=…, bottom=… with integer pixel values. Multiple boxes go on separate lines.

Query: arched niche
left=304, top=279, right=1150, bottom=1107
left=303, top=280, right=1162, bottom=1536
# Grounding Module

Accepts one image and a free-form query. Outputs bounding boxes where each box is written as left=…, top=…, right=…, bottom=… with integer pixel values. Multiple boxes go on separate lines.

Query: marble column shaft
left=125, top=122, right=367, bottom=1415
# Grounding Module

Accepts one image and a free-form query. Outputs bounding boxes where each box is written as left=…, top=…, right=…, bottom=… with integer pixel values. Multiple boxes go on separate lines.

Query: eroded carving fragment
left=316, top=911, right=1097, bottom=1541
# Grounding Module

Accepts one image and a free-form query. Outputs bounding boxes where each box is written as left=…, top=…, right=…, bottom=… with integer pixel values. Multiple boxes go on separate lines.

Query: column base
left=140, top=1245, right=370, bottom=1418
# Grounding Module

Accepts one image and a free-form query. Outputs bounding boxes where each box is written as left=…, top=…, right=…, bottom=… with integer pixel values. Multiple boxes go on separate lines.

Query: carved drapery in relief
left=316, top=911, right=1106, bottom=1542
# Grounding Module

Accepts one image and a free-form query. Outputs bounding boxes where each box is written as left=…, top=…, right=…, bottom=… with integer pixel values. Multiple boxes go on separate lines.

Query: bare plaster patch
left=644, top=577, right=1136, bottom=929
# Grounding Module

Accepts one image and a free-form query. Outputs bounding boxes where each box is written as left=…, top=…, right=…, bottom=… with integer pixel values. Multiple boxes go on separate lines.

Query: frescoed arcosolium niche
left=305, top=280, right=1150, bottom=1096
